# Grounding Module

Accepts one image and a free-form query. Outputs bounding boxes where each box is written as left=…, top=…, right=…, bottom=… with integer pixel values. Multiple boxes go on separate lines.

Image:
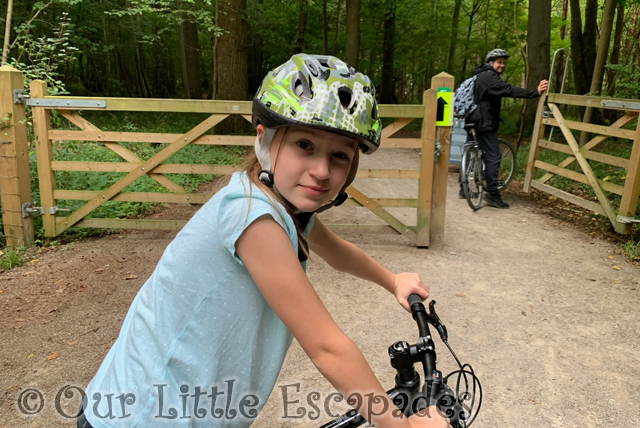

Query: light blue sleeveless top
left=84, top=172, right=313, bottom=427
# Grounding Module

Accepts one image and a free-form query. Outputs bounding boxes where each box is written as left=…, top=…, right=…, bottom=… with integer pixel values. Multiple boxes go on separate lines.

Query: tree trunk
left=605, top=3, right=624, bottom=97
left=380, top=0, right=396, bottom=104
left=2, top=0, right=13, bottom=63
left=344, top=0, right=360, bottom=69
left=322, top=0, right=328, bottom=55
left=446, top=0, right=462, bottom=74
left=332, top=0, right=343, bottom=55
left=569, top=0, right=597, bottom=95
left=292, top=0, right=308, bottom=54
left=580, top=0, right=617, bottom=145
left=215, top=0, right=250, bottom=134
left=179, top=13, right=202, bottom=99
left=460, top=0, right=481, bottom=83
left=554, top=0, right=568, bottom=89
left=523, top=0, right=550, bottom=135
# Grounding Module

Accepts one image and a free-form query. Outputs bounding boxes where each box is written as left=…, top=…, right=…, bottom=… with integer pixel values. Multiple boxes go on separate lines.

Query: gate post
left=616, top=116, right=640, bottom=234
left=416, top=88, right=437, bottom=247
left=429, top=72, right=454, bottom=249
left=0, top=66, right=34, bottom=248
left=30, top=80, right=57, bottom=237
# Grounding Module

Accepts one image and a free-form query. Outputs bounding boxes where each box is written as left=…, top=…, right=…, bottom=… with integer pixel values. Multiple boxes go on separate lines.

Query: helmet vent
left=292, top=71, right=313, bottom=99
left=338, top=87, right=355, bottom=110
left=305, top=60, right=319, bottom=77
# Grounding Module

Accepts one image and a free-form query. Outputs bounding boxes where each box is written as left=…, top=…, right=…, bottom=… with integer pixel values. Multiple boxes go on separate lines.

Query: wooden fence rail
left=0, top=66, right=453, bottom=249
left=524, top=93, right=640, bottom=234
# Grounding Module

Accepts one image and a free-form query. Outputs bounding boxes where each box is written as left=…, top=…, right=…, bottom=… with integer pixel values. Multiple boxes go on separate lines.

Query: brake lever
left=427, top=301, right=448, bottom=343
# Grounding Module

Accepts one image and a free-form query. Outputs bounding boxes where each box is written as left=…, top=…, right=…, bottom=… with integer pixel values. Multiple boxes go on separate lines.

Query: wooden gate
left=0, top=66, right=452, bottom=248
left=524, top=93, right=640, bottom=234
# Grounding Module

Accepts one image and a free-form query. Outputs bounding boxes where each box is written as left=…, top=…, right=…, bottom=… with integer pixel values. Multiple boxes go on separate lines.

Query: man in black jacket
left=460, top=48, right=548, bottom=209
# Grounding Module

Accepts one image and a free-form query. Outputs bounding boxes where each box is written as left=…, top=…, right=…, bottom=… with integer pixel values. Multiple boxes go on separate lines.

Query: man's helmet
left=252, top=53, right=382, bottom=155
left=485, top=49, right=510, bottom=63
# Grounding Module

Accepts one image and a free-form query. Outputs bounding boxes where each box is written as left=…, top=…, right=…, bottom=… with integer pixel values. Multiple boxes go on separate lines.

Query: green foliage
left=0, top=247, right=28, bottom=270
left=605, top=63, right=640, bottom=99
left=9, top=8, right=78, bottom=95
left=619, top=239, right=640, bottom=262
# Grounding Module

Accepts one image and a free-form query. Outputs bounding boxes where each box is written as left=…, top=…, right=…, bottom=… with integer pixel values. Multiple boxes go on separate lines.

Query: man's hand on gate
left=537, top=79, right=549, bottom=95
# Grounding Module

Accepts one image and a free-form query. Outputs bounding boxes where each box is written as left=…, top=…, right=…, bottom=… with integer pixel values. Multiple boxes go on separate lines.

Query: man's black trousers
left=458, top=131, right=502, bottom=196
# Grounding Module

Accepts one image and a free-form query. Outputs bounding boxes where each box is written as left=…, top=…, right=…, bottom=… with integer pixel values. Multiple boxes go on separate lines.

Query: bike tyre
left=462, top=146, right=483, bottom=211
left=496, top=139, right=515, bottom=192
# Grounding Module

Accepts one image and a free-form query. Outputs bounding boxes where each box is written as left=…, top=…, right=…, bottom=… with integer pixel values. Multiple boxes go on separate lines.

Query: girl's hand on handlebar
left=408, top=406, right=450, bottom=428
left=393, top=272, right=429, bottom=312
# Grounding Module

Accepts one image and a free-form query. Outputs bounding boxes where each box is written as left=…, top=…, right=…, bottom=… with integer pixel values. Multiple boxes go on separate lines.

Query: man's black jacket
left=468, top=63, right=540, bottom=133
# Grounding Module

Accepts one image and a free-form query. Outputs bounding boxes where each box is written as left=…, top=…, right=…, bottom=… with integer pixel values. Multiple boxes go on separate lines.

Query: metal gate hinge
left=616, top=215, right=640, bottom=224
left=14, top=89, right=30, bottom=104
left=13, top=89, right=106, bottom=108
left=49, top=206, right=71, bottom=215
left=434, top=141, right=443, bottom=162
left=22, top=202, right=44, bottom=218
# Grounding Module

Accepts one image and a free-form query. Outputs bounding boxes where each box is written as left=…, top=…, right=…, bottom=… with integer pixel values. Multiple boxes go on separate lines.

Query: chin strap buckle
left=333, top=192, right=348, bottom=207
left=258, top=170, right=274, bottom=188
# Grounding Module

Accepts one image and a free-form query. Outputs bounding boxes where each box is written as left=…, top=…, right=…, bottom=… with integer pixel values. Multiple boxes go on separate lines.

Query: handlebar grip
left=407, top=293, right=424, bottom=307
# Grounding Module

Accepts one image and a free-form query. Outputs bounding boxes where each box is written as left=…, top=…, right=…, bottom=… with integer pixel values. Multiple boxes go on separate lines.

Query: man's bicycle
left=460, top=123, right=516, bottom=211
left=319, top=294, right=482, bottom=428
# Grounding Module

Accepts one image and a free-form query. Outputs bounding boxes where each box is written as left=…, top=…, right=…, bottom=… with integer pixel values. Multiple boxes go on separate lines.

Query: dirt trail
left=1, top=148, right=639, bottom=428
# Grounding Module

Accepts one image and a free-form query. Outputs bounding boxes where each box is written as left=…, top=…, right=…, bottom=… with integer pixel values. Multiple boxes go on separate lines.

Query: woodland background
left=2, top=0, right=640, bottom=133
left=1, top=0, right=640, bottom=259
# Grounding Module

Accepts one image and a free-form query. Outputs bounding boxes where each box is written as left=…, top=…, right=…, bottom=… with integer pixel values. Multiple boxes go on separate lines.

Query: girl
left=79, top=54, right=448, bottom=428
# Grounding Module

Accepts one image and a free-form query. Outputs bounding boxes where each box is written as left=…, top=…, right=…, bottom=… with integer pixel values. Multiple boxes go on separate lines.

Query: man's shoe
left=458, top=189, right=465, bottom=199
left=484, top=193, right=509, bottom=209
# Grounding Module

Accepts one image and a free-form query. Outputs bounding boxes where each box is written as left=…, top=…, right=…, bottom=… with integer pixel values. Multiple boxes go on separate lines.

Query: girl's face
left=259, top=126, right=358, bottom=213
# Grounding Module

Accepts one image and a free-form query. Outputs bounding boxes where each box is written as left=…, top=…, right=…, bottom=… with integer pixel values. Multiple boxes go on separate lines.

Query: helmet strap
left=254, top=127, right=277, bottom=172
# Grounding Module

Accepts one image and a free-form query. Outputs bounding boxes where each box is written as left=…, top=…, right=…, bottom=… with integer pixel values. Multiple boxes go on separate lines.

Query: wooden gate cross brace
left=55, top=114, right=226, bottom=234
left=538, top=111, right=637, bottom=185
left=548, top=103, right=617, bottom=224
left=57, top=110, right=187, bottom=194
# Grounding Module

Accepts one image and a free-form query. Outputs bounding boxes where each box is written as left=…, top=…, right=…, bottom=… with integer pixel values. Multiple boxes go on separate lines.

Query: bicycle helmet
left=485, top=48, right=510, bottom=63
left=252, top=53, right=382, bottom=155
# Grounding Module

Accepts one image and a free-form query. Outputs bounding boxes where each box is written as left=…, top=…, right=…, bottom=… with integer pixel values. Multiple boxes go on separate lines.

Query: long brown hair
left=242, top=129, right=311, bottom=260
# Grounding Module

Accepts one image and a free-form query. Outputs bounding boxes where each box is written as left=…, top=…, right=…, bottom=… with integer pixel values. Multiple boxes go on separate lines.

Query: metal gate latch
left=22, top=202, right=44, bottom=218
left=49, top=206, right=72, bottom=215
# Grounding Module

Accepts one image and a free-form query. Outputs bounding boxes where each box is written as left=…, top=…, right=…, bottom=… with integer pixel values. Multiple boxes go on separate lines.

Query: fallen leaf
left=16, top=318, right=28, bottom=322
left=455, top=293, right=466, bottom=297
left=67, top=340, right=78, bottom=346
left=613, top=265, right=620, bottom=270
left=608, top=255, right=614, bottom=259
left=95, top=268, right=104, bottom=273
left=30, top=259, right=39, bottom=263
left=78, top=285, right=84, bottom=292
left=603, top=176, right=610, bottom=181
left=45, top=352, right=60, bottom=361
left=0, top=290, right=3, bottom=293
left=521, top=311, right=527, bottom=316
left=27, top=354, right=34, bottom=359
left=125, top=275, right=138, bottom=280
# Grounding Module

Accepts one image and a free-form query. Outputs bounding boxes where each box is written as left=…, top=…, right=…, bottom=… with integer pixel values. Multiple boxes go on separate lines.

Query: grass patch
left=0, top=247, right=29, bottom=271
left=619, top=240, right=640, bottom=263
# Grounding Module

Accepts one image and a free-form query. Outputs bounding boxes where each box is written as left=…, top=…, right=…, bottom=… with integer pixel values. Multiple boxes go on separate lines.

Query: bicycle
left=460, top=123, right=516, bottom=211
left=319, top=294, right=482, bottom=428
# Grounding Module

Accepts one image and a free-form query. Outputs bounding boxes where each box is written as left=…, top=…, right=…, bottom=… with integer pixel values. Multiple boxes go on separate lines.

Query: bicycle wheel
left=496, top=139, right=515, bottom=192
left=462, top=146, right=483, bottom=211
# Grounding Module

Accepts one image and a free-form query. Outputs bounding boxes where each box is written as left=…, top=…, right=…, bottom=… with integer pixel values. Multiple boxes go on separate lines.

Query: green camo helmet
left=252, top=53, right=382, bottom=154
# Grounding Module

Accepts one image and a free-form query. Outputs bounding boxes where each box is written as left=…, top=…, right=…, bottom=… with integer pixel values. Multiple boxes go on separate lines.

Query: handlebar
left=318, top=294, right=482, bottom=428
